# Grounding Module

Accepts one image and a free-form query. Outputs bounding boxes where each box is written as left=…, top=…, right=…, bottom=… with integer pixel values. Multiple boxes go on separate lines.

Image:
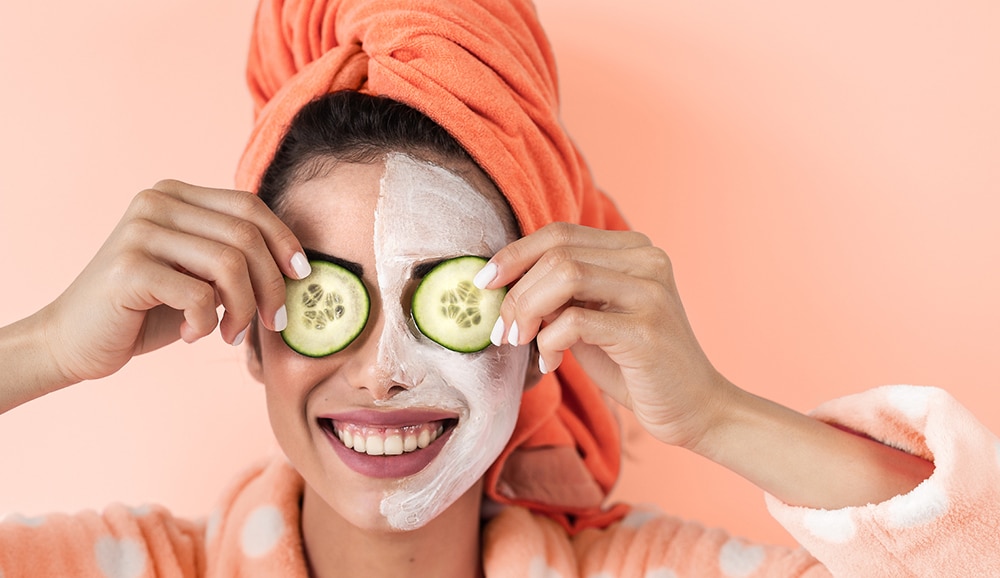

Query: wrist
left=0, top=306, right=80, bottom=413
left=36, top=302, right=86, bottom=388
left=683, top=372, right=744, bottom=456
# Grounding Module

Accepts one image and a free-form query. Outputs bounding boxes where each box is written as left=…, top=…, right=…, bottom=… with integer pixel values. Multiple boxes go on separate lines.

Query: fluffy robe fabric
left=2, top=386, right=998, bottom=576
left=237, top=0, right=629, bottom=532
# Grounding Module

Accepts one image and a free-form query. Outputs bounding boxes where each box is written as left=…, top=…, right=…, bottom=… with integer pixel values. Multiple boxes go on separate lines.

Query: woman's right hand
left=39, top=179, right=309, bottom=384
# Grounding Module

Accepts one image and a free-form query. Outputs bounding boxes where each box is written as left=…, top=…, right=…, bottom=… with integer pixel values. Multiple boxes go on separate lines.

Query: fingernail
left=507, top=320, right=519, bottom=346
left=291, top=252, right=311, bottom=279
left=538, top=355, right=548, bottom=375
left=274, top=305, right=288, bottom=332
left=232, top=327, right=248, bottom=347
left=490, top=316, right=505, bottom=347
left=473, top=262, right=497, bottom=290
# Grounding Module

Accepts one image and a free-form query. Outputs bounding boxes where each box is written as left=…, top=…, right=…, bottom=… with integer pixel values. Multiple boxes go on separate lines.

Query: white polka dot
left=621, top=505, right=664, bottom=529
left=802, top=508, right=857, bottom=543
left=885, top=386, right=932, bottom=421
left=645, top=568, right=678, bottom=578
left=205, top=509, right=223, bottom=543
left=887, top=479, right=948, bottom=528
left=3, top=513, right=46, bottom=527
left=719, top=538, right=765, bottom=577
left=128, top=505, right=152, bottom=517
left=94, top=536, right=146, bottom=578
left=528, top=556, right=563, bottom=578
left=240, top=505, right=285, bottom=558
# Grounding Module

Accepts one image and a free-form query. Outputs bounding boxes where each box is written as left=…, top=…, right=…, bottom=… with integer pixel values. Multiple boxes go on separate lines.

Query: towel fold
left=237, top=0, right=629, bottom=533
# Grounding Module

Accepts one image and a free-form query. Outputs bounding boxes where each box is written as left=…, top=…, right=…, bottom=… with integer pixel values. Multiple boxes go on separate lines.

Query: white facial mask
left=371, top=153, right=529, bottom=530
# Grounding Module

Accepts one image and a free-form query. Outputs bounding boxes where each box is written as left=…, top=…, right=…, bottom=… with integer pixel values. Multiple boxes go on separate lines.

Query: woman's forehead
left=375, top=153, right=514, bottom=256
left=281, top=154, right=517, bottom=260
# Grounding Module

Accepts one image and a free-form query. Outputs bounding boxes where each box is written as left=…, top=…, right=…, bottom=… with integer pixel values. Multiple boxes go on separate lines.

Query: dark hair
left=257, top=90, right=474, bottom=213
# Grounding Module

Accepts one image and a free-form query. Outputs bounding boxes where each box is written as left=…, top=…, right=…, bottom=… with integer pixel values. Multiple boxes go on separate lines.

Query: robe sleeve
left=0, top=503, right=205, bottom=577
left=766, top=385, right=1000, bottom=576
left=485, top=504, right=831, bottom=577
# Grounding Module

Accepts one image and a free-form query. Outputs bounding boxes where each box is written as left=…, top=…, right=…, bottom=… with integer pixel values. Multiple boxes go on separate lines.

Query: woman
left=1, top=0, right=997, bottom=576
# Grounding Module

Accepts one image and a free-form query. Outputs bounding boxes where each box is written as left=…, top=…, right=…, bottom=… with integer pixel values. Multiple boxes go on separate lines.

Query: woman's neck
left=300, top=480, right=485, bottom=578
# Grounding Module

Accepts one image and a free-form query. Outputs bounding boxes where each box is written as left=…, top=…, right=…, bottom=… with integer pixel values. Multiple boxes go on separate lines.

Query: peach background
left=0, top=0, right=997, bottom=549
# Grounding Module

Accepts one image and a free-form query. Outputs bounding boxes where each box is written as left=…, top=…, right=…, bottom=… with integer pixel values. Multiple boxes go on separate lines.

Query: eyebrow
left=412, top=254, right=491, bottom=279
left=302, top=251, right=490, bottom=280
left=412, top=259, right=446, bottom=279
left=303, top=248, right=364, bottom=278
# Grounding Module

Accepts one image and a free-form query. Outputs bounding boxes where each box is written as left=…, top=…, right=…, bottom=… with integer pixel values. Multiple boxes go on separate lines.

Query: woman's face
left=251, top=153, right=530, bottom=532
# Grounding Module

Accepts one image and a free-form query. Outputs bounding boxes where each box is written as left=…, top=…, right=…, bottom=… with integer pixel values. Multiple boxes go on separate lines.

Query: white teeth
left=332, top=420, right=451, bottom=455
left=365, top=435, right=384, bottom=456
left=384, top=435, right=404, bottom=456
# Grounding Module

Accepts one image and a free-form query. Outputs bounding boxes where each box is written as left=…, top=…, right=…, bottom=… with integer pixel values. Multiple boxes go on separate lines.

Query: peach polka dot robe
left=2, top=385, right=999, bottom=576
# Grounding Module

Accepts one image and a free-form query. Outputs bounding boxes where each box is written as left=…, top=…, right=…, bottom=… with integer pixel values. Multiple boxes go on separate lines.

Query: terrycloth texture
left=237, top=0, right=629, bottom=533
left=0, top=505, right=205, bottom=576
left=2, top=386, right=998, bottom=576
left=766, top=385, right=1000, bottom=576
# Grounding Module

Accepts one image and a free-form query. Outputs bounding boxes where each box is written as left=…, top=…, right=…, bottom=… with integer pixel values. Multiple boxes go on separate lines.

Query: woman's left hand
left=477, top=222, right=735, bottom=450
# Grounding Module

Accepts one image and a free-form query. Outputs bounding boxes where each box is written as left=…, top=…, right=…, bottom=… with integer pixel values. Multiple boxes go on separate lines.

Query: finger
left=500, top=260, right=661, bottom=346
left=122, top=259, right=221, bottom=344
left=485, top=241, right=665, bottom=347
left=502, top=244, right=669, bottom=312
left=534, top=306, right=632, bottom=402
left=474, top=222, right=651, bottom=290
left=515, top=245, right=671, bottom=295
left=144, top=180, right=311, bottom=280
left=127, top=191, right=289, bottom=332
left=130, top=220, right=260, bottom=342
left=136, top=305, right=187, bottom=354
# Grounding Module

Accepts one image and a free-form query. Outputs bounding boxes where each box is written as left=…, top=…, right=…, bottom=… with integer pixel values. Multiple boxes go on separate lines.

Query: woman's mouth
left=319, top=418, right=456, bottom=456
left=317, top=414, right=459, bottom=479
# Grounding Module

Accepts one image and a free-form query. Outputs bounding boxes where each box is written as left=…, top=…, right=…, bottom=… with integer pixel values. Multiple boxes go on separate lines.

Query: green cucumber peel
left=411, top=256, right=506, bottom=353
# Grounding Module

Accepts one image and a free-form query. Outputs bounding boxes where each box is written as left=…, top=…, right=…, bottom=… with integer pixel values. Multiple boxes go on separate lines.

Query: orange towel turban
left=237, top=0, right=630, bottom=533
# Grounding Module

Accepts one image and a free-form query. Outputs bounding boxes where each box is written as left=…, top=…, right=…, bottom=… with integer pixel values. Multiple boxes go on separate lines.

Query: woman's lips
left=327, top=420, right=448, bottom=455
left=318, top=410, right=459, bottom=479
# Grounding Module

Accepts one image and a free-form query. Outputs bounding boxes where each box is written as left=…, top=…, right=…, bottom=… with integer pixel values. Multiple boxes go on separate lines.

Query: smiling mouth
left=319, top=418, right=458, bottom=457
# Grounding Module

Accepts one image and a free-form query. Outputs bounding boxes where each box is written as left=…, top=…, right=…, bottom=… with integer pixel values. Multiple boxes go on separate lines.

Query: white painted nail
left=274, top=305, right=288, bottom=332
left=507, top=320, right=519, bottom=346
left=232, top=327, right=248, bottom=347
left=490, top=316, right=505, bottom=347
left=473, top=262, right=497, bottom=290
left=538, top=355, right=548, bottom=375
left=290, top=252, right=311, bottom=279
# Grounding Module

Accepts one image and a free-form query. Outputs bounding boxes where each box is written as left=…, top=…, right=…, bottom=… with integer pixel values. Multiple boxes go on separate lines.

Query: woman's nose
left=346, top=309, right=414, bottom=401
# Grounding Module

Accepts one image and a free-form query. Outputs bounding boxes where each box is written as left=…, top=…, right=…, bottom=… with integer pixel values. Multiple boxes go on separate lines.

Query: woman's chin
left=347, top=508, right=410, bottom=533
left=302, top=483, right=391, bottom=534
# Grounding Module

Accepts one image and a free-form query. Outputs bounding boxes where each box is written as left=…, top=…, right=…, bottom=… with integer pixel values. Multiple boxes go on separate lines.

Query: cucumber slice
left=282, top=260, right=370, bottom=357
left=412, top=256, right=505, bottom=353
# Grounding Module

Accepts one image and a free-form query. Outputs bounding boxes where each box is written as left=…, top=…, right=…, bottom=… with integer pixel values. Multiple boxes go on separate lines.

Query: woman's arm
left=481, top=222, right=932, bottom=510
left=0, top=180, right=307, bottom=416
left=692, top=382, right=933, bottom=509
left=0, top=311, right=77, bottom=414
